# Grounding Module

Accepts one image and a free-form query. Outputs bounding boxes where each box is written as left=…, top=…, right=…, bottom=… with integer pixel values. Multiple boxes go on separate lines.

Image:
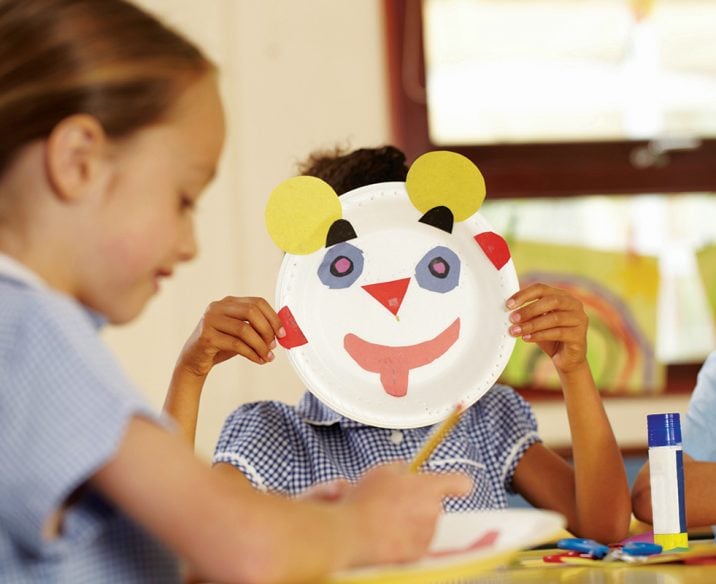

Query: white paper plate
left=276, top=182, right=519, bottom=428
left=328, top=508, right=565, bottom=583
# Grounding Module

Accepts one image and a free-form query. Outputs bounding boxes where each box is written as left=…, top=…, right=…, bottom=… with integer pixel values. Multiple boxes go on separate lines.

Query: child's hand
left=342, top=463, right=471, bottom=565
left=298, top=479, right=352, bottom=502
left=506, top=283, right=588, bottom=374
left=177, top=296, right=285, bottom=378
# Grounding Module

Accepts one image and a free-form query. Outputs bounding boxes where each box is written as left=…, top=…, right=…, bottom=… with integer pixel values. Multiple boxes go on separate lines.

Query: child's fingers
left=225, top=296, right=284, bottom=340
left=516, top=326, right=582, bottom=344
left=249, top=297, right=285, bottom=338
left=212, top=297, right=279, bottom=347
left=201, top=330, right=265, bottom=364
left=509, top=311, right=585, bottom=338
left=506, top=282, right=562, bottom=309
left=299, top=479, right=352, bottom=502
left=216, top=317, right=274, bottom=360
left=362, top=464, right=472, bottom=500
left=509, top=294, right=583, bottom=325
left=423, top=471, right=473, bottom=499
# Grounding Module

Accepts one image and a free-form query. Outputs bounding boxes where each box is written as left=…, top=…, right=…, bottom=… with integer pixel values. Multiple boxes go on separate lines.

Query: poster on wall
left=501, top=241, right=664, bottom=395
left=697, top=244, right=716, bottom=316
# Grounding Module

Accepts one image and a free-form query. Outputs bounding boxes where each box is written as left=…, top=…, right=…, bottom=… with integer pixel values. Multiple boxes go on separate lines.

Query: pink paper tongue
left=344, top=319, right=460, bottom=397
left=377, top=358, right=411, bottom=398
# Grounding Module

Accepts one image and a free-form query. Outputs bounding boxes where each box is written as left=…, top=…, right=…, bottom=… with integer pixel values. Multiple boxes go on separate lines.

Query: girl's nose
left=178, top=220, right=198, bottom=262
left=361, top=278, right=410, bottom=316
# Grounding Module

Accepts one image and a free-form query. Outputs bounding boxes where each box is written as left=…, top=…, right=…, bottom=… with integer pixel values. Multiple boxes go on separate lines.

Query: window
left=423, top=0, right=716, bottom=145
left=384, top=0, right=716, bottom=197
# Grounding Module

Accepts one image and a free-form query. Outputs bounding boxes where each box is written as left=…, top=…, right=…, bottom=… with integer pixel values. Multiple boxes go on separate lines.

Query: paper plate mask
left=266, top=151, right=519, bottom=428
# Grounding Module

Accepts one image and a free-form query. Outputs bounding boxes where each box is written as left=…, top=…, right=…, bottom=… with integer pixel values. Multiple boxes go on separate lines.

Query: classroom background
left=104, top=0, right=716, bottom=498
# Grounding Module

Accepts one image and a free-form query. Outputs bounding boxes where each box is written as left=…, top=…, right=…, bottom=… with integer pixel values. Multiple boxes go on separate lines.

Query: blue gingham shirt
left=0, top=255, right=179, bottom=583
left=683, top=350, right=716, bottom=536
left=684, top=350, right=716, bottom=461
left=214, top=386, right=541, bottom=511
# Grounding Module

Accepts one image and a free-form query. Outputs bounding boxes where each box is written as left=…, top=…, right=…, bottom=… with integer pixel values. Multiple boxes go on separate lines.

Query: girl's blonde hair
left=0, top=0, right=214, bottom=177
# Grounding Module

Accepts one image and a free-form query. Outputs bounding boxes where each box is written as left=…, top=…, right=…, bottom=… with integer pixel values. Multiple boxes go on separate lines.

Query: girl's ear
left=45, top=114, right=108, bottom=203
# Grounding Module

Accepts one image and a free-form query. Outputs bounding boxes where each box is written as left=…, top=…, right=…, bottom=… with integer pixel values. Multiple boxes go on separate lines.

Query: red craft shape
left=474, top=232, right=510, bottom=270
left=277, top=305, right=308, bottom=349
left=361, top=277, right=411, bottom=316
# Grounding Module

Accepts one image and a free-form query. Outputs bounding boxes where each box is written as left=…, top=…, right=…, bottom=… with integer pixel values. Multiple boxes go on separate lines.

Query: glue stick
left=647, top=413, right=688, bottom=550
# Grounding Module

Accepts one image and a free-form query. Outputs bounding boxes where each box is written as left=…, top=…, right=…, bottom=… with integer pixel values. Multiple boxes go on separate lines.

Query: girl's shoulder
left=0, top=279, right=100, bottom=341
left=217, top=400, right=305, bottom=443
left=0, top=279, right=145, bottom=415
left=472, top=384, right=533, bottom=415
left=462, top=384, right=538, bottom=438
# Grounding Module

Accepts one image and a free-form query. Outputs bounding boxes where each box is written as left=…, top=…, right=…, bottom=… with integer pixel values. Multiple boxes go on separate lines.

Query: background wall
left=105, top=0, right=689, bottom=460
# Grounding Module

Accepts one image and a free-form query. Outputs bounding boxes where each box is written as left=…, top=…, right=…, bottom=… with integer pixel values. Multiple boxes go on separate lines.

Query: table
left=461, top=544, right=716, bottom=584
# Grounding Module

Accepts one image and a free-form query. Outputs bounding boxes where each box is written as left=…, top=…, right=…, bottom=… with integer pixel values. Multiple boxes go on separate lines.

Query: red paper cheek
left=277, top=306, right=308, bottom=349
left=474, top=232, right=510, bottom=270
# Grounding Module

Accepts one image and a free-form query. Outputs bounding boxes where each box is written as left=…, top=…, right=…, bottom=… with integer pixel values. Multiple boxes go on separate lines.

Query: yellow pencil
left=409, top=403, right=464, bottom=473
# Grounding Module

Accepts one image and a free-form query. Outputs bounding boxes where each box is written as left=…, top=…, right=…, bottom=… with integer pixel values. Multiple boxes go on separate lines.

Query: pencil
left=409, top=403, right=464, bottom=473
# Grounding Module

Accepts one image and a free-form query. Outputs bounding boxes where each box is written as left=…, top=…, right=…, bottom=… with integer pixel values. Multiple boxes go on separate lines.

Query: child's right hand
left=506, top=283, right=588, bottom=375
left=176, top=296, right=285, bottom=378
left=341, top=464, right=472, bottom=566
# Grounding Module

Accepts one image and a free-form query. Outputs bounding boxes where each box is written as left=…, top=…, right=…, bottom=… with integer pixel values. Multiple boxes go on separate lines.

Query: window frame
left=384, top=0, right=716, bottom=198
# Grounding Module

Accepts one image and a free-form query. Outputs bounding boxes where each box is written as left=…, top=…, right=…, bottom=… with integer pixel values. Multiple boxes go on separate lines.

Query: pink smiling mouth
left=343, top=318, right=460, bottom=397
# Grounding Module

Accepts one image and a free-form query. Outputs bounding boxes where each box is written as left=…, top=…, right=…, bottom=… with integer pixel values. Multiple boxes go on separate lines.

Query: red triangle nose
left=362, top=278, right=411, bottom=315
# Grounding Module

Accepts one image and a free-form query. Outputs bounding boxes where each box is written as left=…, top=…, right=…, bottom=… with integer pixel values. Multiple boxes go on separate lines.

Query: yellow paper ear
left=265, top=176, right=343, bottom=255
left=405, top=151, right=486, bottom=222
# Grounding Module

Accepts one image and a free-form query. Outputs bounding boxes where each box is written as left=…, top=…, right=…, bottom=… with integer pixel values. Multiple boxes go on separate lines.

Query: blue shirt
left=683, top=350, right=716, bottom=461
left=214, top=385, right=541, bottom=512
left=0, top=255, right=180, bottom=583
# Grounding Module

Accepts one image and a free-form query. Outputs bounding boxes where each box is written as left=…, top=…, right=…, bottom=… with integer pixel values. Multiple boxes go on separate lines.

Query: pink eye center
left=331, top=256, right=353, bottom=276
left=428, top=257, right=450, bottom=279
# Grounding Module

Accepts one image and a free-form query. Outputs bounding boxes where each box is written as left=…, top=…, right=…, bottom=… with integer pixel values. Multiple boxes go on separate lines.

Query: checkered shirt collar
left=0, top=252, right=106, bottom=329
left=296, top=392, right=369, bottom=428
left=0, top=252, right=47, bottom=290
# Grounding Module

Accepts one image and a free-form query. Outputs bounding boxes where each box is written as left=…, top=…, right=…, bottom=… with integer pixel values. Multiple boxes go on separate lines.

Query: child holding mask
left=169, top=146, right=631, bottom=544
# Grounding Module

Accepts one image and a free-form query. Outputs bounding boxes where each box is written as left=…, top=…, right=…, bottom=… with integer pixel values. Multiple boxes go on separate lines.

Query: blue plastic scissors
left=557, top=538, right=610, bottom=559
left=603, top=541, right=663, bottom=562
left=557, top=538, right=663, bottom=562
left=621, top=542, right=662, bottom=556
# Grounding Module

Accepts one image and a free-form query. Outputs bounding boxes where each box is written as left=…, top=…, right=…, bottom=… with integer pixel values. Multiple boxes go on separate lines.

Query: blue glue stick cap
left=647, top=413, right=682, bottom=447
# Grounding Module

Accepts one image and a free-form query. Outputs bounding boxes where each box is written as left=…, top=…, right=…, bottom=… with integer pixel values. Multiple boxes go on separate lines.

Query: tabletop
left=460, top=541, right=716, bottom=584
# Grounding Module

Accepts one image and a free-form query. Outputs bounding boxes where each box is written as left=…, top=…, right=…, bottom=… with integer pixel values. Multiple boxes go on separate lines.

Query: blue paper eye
left=415, top=246, right=460, bottom=293
left=317, top=242, right=364, bottom=289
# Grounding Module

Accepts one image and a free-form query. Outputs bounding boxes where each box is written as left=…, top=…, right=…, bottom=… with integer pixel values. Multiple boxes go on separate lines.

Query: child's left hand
left=506, top=283, right=588, bottom=374
left=298, top=479, right=352, bottom=503
left=176, top=296, right=285, bottom=378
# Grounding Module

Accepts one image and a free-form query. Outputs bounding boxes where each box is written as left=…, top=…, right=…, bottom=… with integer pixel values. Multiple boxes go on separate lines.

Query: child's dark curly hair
left=297, top=145, right=408, bottom=195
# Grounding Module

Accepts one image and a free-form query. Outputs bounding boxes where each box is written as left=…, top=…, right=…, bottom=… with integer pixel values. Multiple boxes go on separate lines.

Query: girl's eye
left=318, top=242, right=364, bottom=289
left=415, top=246, right=460, bottom=293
